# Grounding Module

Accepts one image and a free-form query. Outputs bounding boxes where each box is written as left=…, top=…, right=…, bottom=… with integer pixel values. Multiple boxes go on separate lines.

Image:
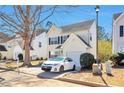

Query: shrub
left=40, top=57, right=43, bottom=60
left=80, top=53, right=95, bottom=69
left=36, top=58, right=39, bottom=60
left=98, top=40, right=112, bottom=62
left=3, top=56, right=6, bottom=60
left=109, top=53, right=124, bottom=66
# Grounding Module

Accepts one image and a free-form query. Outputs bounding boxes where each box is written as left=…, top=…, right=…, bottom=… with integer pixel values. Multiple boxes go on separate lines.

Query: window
left=49, top=37, right=58, bottom=45
left=39, top=42, right=42, bottom=47
left=49, top=35, right=69, bottom=45
left=120, top=25, right=123, bottom=37
left=61, top=35, right=69, bottom=44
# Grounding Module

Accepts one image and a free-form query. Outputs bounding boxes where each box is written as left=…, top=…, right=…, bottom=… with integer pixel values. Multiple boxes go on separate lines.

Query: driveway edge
left=56, top=77, right=113, bottom=87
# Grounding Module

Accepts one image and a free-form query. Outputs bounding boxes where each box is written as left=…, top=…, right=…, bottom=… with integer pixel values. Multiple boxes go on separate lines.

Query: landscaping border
left=57, top=77, right=113, bottom=87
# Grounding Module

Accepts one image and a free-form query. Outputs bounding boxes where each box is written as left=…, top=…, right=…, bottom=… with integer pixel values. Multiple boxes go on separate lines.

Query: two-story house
left=112, top=12, right=124, bottom=54
left=47, top=19, right=97, bottom=68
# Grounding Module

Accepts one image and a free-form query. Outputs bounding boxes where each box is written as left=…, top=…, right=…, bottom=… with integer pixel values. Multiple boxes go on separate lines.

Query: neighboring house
left=0, top=45, right=7, bottom=59
left=31, top=30, right=48, bottom=60
left=1, top=29, right=48, bottom=60
left=0, top=32, right=13, bottom=59
left=47, top=20, right=96, bottom=68
left=112, top=12, right=124, bottom=54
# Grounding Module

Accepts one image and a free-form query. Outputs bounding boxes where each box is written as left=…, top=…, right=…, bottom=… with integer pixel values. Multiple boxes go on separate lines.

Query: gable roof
left=15, top=29, right=46, bottom=39
left=61, top=33, right=91, bottom=50
left=0, top=45, right=7, bottom=51
left=61, top=20, right=95, bottom=33
left=113, top=12, right=122, bottom=21
left=35, top=29, right=46, bottom=36
left=0, top=32, right=13, bottom=43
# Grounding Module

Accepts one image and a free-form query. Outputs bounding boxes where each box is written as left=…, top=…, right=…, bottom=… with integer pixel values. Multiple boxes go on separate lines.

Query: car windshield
left=49, top=57, right=64, bottom=61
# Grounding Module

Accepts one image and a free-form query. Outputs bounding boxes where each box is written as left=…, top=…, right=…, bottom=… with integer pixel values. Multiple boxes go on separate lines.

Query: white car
left=41, top=56, right=76, bottom=72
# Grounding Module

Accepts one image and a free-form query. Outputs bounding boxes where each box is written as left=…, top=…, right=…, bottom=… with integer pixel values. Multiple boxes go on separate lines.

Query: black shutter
left=120, top=26, right=123, bottom=37
left=49, top=51, right=51, bottom=58
left=58, top=36, right=60, bottom=44
left=61, top=36, right=63, bottom=44
left=49, top=38, right=51, bottom=45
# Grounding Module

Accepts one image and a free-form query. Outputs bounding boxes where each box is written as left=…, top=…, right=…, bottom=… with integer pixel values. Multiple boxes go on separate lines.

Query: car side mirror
left=64, top=59, right=68, bottom=62
left=69, top=59, right=73, bottom=62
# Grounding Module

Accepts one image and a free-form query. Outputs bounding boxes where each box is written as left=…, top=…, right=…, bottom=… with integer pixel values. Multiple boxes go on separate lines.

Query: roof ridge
left=61, top=19, right=95, bottom=33
left=61, top=19, right=95, bottom=28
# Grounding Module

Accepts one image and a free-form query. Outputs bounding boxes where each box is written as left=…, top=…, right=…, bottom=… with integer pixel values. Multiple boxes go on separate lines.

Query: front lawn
left=5, top=60, right=43, bottom=69
left=5, top=61, right=23, bottom=69
left=63, top=64, right=124, bottom=86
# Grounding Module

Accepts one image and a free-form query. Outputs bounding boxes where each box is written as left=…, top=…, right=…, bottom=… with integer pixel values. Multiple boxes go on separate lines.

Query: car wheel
left=72, top=65, right=75, bottom=71
left=59, top=65, right=64, bottom=72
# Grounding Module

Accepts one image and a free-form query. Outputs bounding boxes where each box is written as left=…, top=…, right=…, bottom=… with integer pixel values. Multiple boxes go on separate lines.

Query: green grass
left=98, top=40, right=112, bottom=62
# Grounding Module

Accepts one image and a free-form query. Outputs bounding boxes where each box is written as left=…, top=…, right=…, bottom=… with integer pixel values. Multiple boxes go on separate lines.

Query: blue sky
left=43, top=5, right=124, bottom=37
left=1, top=5, right=124, bottom=37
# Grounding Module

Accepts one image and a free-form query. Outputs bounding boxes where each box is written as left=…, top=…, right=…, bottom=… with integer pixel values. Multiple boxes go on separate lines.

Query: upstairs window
left=49, top=37, right=58, bottom=45
left=39, top=42, right=42, bottom=47
left=61, top=35, right=69, bottom=44
left=49, top=35, right=69, bottom=45
left=120, top=25, right=123, bottom=37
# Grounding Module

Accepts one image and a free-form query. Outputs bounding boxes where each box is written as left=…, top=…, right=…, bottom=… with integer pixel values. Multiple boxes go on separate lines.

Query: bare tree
left=0, top=5, right=57, bottom=66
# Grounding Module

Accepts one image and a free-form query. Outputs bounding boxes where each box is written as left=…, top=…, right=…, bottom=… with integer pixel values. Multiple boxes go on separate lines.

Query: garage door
left=66, top=51, right=83, bottom=71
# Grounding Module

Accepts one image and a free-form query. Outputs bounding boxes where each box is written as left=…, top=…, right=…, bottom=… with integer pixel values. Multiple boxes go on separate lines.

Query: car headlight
left=53, top=64, right=58, bottom=66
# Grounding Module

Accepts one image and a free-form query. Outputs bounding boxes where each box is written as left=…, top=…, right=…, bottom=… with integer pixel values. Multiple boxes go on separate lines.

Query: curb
left=56, top=77, right=112, bottom=87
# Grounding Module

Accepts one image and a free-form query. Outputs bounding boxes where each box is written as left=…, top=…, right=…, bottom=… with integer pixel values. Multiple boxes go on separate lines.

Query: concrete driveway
left=0, top=70, right=86, bottom=87
left=0, top=61, right=75, bottom=79
left=37, top=71, right=73, bottom=79
left=18, top=67, right=74, bottom=79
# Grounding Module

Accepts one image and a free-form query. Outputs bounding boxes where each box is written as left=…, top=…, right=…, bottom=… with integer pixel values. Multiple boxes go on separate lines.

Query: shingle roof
left=61, top=20, right=95, bottom=33
left=0, top=45, right=7, bottom=51
left=113, top=12, right=122, bottom=21
left=35, top=29, right=46, bottom=36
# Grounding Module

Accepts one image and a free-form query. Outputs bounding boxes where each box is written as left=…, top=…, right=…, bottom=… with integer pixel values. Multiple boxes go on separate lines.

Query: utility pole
left=95, top=5, right=100, bottom=64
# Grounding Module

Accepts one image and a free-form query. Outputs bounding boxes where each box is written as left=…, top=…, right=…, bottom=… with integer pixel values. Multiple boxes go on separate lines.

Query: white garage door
left=66, top=51, right=83, bottom=71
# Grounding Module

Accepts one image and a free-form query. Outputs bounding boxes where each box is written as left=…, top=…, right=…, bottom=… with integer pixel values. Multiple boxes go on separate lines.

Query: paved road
left=0, top=69, right=87, bottom=87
